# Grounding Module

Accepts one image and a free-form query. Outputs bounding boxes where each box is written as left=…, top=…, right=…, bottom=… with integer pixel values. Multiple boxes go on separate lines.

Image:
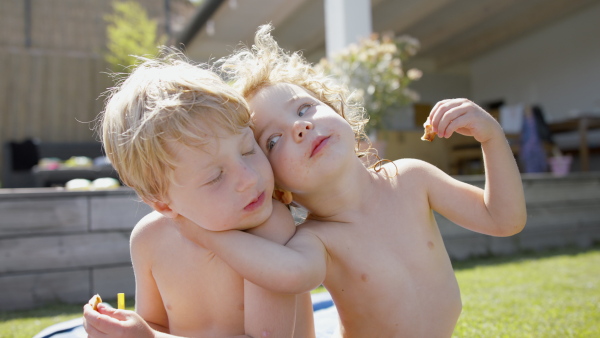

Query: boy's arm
left=177, top=201, right=327, bottom=294
left=130, top=220, right=170, bottom=332
left=423, top=98, right=527, bottom=236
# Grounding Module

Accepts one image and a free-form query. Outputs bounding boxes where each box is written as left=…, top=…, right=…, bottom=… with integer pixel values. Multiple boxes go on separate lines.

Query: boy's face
left=163, top=126, right=274, bottom=231
left=249, top=83, right=356, bottom=195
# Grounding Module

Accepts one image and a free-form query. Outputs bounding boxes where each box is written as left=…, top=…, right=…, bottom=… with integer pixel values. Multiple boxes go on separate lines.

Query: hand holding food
left=88, top=294, right=102, bottom=311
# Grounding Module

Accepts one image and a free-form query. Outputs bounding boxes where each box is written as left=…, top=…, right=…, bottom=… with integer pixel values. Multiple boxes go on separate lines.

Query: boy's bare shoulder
left=131, top=211, right=177, bottom=247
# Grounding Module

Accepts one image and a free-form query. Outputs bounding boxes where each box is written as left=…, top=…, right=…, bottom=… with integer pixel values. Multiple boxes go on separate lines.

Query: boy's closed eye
left=206, top=170, right=224, bottom=185
left=205, top=148, right=256, bottom=185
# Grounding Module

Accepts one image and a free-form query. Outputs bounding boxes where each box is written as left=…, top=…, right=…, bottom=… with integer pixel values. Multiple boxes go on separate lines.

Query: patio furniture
left=2, top=140, right=119, bottom=188
left=549, top=115, right=600, bottom=172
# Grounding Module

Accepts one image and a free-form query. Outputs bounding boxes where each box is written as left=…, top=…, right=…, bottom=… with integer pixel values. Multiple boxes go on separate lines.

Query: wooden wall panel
left=0, top=0, right=188, bottom=187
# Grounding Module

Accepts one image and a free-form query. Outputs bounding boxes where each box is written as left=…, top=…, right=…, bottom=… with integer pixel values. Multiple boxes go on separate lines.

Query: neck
left=294, top=157, right=376, bottom=223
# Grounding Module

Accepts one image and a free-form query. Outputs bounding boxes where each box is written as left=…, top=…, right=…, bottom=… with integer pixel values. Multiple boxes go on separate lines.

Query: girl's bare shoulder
left=381, top=158, right=439, bottom=182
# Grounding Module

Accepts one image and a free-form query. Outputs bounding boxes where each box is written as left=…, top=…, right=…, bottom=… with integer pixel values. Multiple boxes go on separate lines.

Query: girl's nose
left=292, top=120, right=313, bottom=142
left=235, top=162, right=259, bottom=192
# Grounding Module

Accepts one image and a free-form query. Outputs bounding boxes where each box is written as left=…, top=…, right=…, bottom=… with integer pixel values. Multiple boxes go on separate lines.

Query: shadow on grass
left=451, top=242, right=600, bottom=271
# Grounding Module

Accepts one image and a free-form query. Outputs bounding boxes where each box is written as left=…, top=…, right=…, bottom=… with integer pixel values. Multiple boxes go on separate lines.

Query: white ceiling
left=180, top=0, right=599, bottom=69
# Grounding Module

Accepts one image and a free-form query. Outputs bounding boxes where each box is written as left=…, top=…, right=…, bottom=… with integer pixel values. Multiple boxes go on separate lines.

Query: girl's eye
left=207, top=171, right=223, bottom=185
left=298, top=103, right=314, bottom=117
left=267, top=135, right=281, bottom=151
left=243, top=148, right=256, bottom=156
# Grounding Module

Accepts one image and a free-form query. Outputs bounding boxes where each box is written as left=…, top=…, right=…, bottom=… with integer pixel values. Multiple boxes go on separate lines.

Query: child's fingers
left=430, top=99, right=465, bottom=134
left=427, top=99, right=453, bottom=127
left=438, top=104, right=470, bottom=138
left=439, top=115, right=465, bottom=138
left=84, top=303, right=131, bottom=334
left=97, top=304, right=131, bottom=321
left=83, top=305, right=110, bottom=336
left=83, top=319, right=109, bottom=338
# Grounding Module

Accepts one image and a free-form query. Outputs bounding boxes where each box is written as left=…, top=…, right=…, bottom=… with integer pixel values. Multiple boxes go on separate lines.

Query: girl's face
left=249, top=83, right=356, bottom=195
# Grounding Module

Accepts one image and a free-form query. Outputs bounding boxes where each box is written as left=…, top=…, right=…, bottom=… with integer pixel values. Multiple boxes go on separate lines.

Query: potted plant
left=315, top=32, right=422, bottom=155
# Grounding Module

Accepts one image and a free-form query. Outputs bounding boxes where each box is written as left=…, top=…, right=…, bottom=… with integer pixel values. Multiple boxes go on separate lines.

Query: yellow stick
left=118, top=293, right=125, bottom=309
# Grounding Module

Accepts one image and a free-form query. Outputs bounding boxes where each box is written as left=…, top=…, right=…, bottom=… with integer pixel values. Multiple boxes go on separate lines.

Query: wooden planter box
left=0, top=187, right=152, bottom=311
left=1, top=173, right=599, bottom=311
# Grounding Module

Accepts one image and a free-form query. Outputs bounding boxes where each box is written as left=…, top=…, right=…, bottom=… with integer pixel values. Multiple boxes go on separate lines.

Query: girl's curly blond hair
left=218, top=24, right=374, bottom=162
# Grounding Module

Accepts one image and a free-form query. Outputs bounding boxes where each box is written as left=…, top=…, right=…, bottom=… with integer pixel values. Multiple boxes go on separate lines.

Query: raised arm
left=424, top=98, right=527, bottom=236
left=177, top=201, right=327, bottom=294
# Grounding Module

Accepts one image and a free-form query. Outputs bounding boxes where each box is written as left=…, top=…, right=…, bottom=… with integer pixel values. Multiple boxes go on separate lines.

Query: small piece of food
left=421, top=123, right=437, bottom=142
left=89, top=294, right=102, bottom=311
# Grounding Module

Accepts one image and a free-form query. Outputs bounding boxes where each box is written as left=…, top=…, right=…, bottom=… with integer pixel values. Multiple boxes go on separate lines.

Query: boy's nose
left=292, top=120, right=313, bottom=142
left=235, top=162, right=259, bottom=192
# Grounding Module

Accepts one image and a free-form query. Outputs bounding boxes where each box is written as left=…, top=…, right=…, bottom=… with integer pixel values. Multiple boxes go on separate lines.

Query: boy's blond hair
left=98, top=50, right=251, bottom=203
left=218, top=24, right=370, bottom=156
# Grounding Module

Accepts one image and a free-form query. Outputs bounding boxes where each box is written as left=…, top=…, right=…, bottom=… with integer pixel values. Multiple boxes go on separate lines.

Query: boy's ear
left=273, top=188, right=293, bottom=205
left=144, top=199, right=180, bottom=218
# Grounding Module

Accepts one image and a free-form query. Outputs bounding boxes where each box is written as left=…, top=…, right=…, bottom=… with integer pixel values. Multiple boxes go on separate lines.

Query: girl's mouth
left=310, top=136, right=330, bottom=157
left=244, top=192, right=265, bottom=211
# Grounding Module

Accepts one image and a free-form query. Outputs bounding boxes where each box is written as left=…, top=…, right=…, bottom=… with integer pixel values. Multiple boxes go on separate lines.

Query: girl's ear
left=144, top=199, right=180, bottom=218
left=272, top=188, right=293, bottom=205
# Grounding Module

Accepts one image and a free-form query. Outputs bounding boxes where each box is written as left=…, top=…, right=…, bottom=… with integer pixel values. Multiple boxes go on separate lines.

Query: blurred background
left=1, top=0, right=600, bottom=186
left=1, top=0, right=599, bottom=315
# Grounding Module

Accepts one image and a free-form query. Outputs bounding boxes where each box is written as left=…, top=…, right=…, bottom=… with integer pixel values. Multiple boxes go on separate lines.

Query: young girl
left=179, top=25, right=527, bottom=337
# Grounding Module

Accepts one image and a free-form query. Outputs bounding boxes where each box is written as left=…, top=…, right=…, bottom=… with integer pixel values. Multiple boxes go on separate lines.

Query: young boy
left=178, top=25, right=527, bottom=337
left=82, top=52, right=315, bottom=338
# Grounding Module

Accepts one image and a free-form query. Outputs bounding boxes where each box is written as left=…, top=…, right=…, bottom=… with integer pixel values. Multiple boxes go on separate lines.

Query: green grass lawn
left=0, top=297, right=135, bottom=338
left=452, top=246, right=600, bottom=337
left=2, top=246, right=598, bottom=338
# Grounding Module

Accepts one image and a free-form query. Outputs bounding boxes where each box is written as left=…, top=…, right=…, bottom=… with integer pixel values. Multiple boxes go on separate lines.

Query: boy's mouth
left=244, top=192, right=265, bottom=211
left=310, top=136, right=330, bottom=158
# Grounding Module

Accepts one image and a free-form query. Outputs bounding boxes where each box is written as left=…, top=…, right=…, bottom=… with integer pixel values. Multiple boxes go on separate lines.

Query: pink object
left=548, top=156, right=572, bottom=177
left=46, top=162, right=60, bottom=170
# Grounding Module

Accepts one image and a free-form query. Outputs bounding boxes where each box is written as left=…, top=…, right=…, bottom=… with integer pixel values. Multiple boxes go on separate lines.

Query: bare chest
left=318, top=193, right=461, bottom=335
left=152, top=239, right=245, bottom=335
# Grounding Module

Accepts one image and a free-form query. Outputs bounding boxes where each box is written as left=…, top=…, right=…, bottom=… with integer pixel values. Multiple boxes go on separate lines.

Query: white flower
left=316, top=33, right=421, bottom=130
left=407, top=68, right=423, bottom=80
